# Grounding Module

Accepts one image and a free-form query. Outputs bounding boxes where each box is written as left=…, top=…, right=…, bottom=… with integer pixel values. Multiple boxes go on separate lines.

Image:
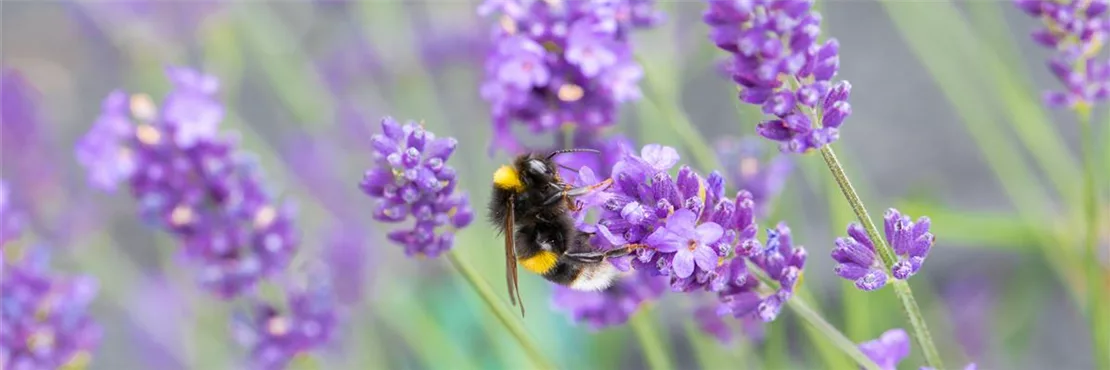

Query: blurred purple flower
left=1, top=68, right=67, bottom=214
left=232, top=276, right=337, bottom=370
left=551, top=270, right=666, bottom=330
left=1, top=181, right=24, bottom=247
left=1, top=249, right=101, bottom=369
left=1015, top=0, right=1109, bottom=107
left=833, top=209, right=933, bottom=290
left=325, top=225, right=371, bottom=306
left=161, top=67, right=224, bottom=148
left=704, top=0, right=852, bottom=153
left=942, top=277, right=994, bottom=360
left=479, top=0, right=659, bottom=153
left=76, top=67, right=299, bottom=299
left=75, top=91, right=138, bottom=191
left=316, top=36, right=386, bottom=98
left=859, top=328, right=911, bottom=370
left=359, top=117, right=473, bottom=257
left=713, top=136, right=792, bottom=217
left=861, top=328, right=979, bottom=370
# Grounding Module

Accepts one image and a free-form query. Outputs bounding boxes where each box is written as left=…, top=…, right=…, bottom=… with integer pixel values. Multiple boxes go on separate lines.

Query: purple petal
left=672, top=249, right=695, bottom=278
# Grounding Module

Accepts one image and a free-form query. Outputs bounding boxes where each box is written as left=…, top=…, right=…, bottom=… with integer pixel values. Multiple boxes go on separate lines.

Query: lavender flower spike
left=478, top=0, right=661, bottom=153
left=832, top=208, right=934, bottom=290
left=2, top=249, right=102, bottom=369
left=232, top=275, right=337, bottom=370
left=359, top=117, right=473, bottom=257
left=1015, top=0, right=1109, bottom=107
left=583, top=144, right=805, bottom=323
left=76, top=67, right=299, bottom=299
left=704, top=0, right=852, bottom=152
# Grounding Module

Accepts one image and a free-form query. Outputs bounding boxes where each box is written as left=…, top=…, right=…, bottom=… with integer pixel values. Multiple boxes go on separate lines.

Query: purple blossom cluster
left=478, top=0, right=661, bottom=153
left=704, top=0, right=852, bottom=153
left=359, top=117, right=474, bottom=257
left=550, top=270, right=666, bottom=330
left=713, top=136, right=793, bottom=217
left=581, top=144, right=807, bottom=324
left=1, top=250, right=101, bottom=370
left=831, top=209, right=934, bottom=291
left=232, top=277, right=337, bottom=370
left=76, top=67, right=297, bottom=299
left=1015, top=0, right=1109, bottom=108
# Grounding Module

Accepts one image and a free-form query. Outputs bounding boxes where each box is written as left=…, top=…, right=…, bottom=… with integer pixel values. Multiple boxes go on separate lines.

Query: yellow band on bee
left=493, top=165, right=524, bottom=192
left=520, top=251, right=558, bottom=274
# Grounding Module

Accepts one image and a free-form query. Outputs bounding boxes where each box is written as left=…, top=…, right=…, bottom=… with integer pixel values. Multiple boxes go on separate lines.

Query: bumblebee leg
left=543, top=178, right=614, bottom=207
left=564, top=244, right=649, bottom=263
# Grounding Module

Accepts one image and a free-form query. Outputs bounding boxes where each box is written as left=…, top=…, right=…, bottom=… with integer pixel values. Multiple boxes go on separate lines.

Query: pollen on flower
left=135, top=124, right=161, bottom=145
left=266, top=316, right=290, bottom=336
left=558, top=84, right=585, bottom=102
left=26, top=329, right=56, bottom=352
left=499, top=15, right=517, bottom=34
left=170, top=205, right=193, bottom=226
left=129, top=93, right=157, bottom=122
left=253, top=206, right=277, bottom=229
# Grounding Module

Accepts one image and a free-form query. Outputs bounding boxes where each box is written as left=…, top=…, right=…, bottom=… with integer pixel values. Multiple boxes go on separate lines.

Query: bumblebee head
left=492, top=155, right=557, bottom=193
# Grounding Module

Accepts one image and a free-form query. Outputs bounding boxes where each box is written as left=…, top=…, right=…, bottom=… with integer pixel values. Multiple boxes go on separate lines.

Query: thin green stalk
left=818, top=145, right=944, bottom=368
left=629, top=310, right=673, bottom=370
left=748, top=267, right=881, bottom=370
left=445, top=251, right=558, bottom=370
left=1077, top=107, right=1109, bottom=370
left=788, top=297, right=882, bottom=370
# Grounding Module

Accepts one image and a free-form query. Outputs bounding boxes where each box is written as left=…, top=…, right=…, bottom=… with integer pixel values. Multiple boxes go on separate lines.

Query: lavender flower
left=715, top=222, right=806, bottom=322
left=75, top=91, right=138, bottom=191
left=358, top=117, right=473, bottom=257
left=1, top=181, right=24, bottom=247
left=832, top=209, right=934, bottom=290
left=704, top=0, right=852, bottom=152
left=1015, top=0, right=1109, bottom=107
left=550, top=270, right=666, bottom=330
left=478, top=0, right=659, bottom=152
left=76, top=67, right=298, bottom=299
left=580, top=144, right=805, bottom=323
left=858, top=328, right=911, bottom=370
left=860, top=328, right=979, bottom=370
left=713, top=136, right=793, bottom=216
left=1, top=250, right=101, bottom=369
left=232, top=277, right=337, bottom=370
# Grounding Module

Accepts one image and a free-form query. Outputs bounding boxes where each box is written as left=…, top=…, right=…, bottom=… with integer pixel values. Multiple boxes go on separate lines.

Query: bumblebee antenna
left=547, top=148, right=601, bottom=160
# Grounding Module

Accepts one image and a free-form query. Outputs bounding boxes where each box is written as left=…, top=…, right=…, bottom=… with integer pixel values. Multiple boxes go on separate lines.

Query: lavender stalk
left=819, top=146, right=943, bottom=367
left=703, top=0, right=944, bottom=366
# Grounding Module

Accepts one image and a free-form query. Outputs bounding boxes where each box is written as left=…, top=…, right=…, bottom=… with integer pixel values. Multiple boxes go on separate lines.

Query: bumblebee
left=489, top=149, right=641, bottom=317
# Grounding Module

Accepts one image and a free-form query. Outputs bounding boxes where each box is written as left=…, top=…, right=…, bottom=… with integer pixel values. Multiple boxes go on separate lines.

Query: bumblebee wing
left=504, top=195, right=525, bottom=317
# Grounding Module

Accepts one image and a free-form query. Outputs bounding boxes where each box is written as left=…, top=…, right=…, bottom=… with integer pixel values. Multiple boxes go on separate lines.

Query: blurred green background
left=1, top=0, right=1107, bottom=369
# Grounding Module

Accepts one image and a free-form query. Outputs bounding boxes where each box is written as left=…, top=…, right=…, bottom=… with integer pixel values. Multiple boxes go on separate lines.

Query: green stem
left=445, top=251, right=558, bottom=370
left=1077, top=107, right=1109, bottom=370
left=818, top=145, right=944, bottom=368
left=749, top=266, right=881, bottom=370
left=629, top=310, right=673, bottom=370
left=787, top=298, right=882, bottom=370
